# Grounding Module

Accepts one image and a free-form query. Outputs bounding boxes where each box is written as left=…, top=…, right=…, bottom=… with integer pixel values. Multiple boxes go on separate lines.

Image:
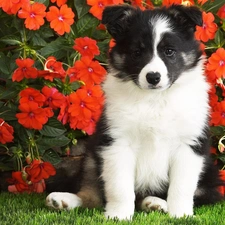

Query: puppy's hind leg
left=46, top=155, right=103, bottom=210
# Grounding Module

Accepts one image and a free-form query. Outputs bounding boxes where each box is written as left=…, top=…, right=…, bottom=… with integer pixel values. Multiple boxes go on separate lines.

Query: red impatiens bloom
left=208, top=85, right=218, bottom=108
left=81, top=84, right=104, bottom=105
left=218, top=170, right=225, bottom=196
left=0, top=0, right=29, bottom=15
left=210, top=101, right=225, bottom=126
left=66, top=66, right=79, bottom=83
left=17, top=2, right=46, bottom=30
left=195, top=12, right=217, bottom=43
left=218, top=5, right=225, bottom=19
left=19, top=87, right=46, bottom=107
left=42, top=86, right=66, bottom=109
left=68, top=87, right=103, bottom=134
left=26, top=159, right=56, bottom=183
left=162, top=0, right=182, bottom=6
left=46, top=4, right=75, bottom=35
left=0, top=119, right=14, bottom=144
left=57, top=96, right=70, bottom=125
left=207, top=48, right=225, bottom=79
left=87, top=0, right=109, bottom=20
left=50, top=0, right=67, bottom=7
left=74, top=57, right=107, bottom=85
left=12, top=58, right=38, bottom=82
left=197, top=0, right=208, bottom=5
left=73, top=37, right=100, bottom=59
left=16, top=102, right=52, bottom=130
left=38, top=56, right=66, bottom=81
left=69, top=89, right=96, bottom=121
left=8, top=171, right=30, bottom=192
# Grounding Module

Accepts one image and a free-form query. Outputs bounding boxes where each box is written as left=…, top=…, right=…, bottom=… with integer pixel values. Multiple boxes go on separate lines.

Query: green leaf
left=71, top=81, right=82, bottom=91
left=46, top=117, right=66, bottom=129
left=210, top=126, right=225, bottom=137
left=39, top=37, right=69, bottom=59
left=34, top=0, right=49, bottom=6
left=37, top=136, right=70, bottom=151
left=214, top=29, right=224, bottom=47
left=76, top=14, right=99, bottom=35
left=39, top=125, right=66, bottom=137
left=202, top=0, right=225, bottom=14
left=0, top=35, right=21, bottom=45
left=0, top=86, right=19, bottom=100
left=0, top=106, right=17, bottom=121
left=218, top=154, right=225, bottom=165
left=0, top=53, right=16, bottom=77
left=42, top=149, right=61, bottom=165
left=74, top=0, right=90, bottom=18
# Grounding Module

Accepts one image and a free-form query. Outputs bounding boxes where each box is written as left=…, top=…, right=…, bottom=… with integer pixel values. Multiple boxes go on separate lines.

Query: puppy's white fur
left=102, top=55, right=208, bottom=219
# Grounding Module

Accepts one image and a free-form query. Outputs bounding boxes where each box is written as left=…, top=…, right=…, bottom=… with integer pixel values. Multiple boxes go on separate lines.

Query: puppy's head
left=102, top=5, right=203, bottom=90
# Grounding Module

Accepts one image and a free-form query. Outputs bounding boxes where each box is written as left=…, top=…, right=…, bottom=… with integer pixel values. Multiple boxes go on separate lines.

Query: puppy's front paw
left=141, top=196, right=168, bottom=213
left=46, top=192, right=82, bottom=210
left=168, top=200, right=193, bottom=218
left=104, top=202, right=134, bottom=221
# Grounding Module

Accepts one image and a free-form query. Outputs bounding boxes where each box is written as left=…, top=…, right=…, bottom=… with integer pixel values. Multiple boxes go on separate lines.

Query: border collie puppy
left=46, top=5, right=224, bottom=220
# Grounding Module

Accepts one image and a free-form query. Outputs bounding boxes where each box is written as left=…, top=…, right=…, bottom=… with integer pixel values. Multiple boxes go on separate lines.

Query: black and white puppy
left=46, top=5, right=224, bottom=220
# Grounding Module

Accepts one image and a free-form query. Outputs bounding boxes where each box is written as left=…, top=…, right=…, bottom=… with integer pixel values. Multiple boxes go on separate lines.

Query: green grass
left=0, top=192, right=224, bottom=225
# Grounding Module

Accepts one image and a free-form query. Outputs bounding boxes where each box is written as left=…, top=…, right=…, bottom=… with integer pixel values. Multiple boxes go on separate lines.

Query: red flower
left=42, top=86, right=66, bottom=109
left=0, top=0, right=29, bottom=15
left=162, top=0, right=182, bottom=6
left=17, top=2, right=46, bottom=30
left=8, top=171, right=30, bottom=192
left=207, top=48, right=225, bottom=78
left=218, top=170, right=225, bottom=196
left=210, top=101, right=225, bottom=126
left=66, top=66, right=79, bottom=83
left=73, top=37, right=100, bottom=59
left=38, top=57, right=66, bottom=81
left=87, top=0, right=110, bottom=20
left=12, top=58, right=38, bottom=82
left=130, top=0, right=154, bottom=9
left=44, top=56, right=66, bottom=78
left=32, top=179, right=46, bottom=193
left=0, top=119, right=14, bottom=144
left=26, top=159, right=56, bottom=183
left=16, top=102, right=50, bottom=130
left=74, top=57, right=106, bottom=85
left=50, top=0, right=67, bottom=7
left=217, top=5, right=225, bottom=19
left=69, top=89, right=96, bottom=121
left=208, top=85, right=218, bottom=108
left=197, top=0, right=207, bottom=4
left=57, top=96, right=70, bottom=125
left=195, top=12, right=217, bottom=43
left=46, top=4, right=75, bottom=35
left=19, top=87, right=46, bottom=107
left=68, top=87, right=103, bottom=134
left=81, top=84, right=104, bottom=105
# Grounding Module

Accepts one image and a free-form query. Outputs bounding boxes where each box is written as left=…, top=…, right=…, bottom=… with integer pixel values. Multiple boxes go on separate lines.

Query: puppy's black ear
left=102, top=5, right=138, bottom=40
left=168, top=5, right=203, bottom=31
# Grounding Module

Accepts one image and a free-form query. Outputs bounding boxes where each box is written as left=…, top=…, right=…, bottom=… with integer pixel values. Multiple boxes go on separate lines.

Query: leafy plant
left=0, top=0, right=225, bottom=194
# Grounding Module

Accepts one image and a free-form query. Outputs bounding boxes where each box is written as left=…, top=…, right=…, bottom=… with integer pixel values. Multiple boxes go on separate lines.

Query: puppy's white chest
left=133, top=133, right=172, bottom=194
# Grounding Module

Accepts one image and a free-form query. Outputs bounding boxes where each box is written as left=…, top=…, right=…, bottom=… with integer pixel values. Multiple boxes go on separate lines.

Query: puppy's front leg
left=167, top=144, right=204, bottom=218
left=101, top=143, right=135, bottom=220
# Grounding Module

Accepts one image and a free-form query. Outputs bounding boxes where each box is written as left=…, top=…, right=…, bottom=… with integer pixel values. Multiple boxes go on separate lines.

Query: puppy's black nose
left=146, top=72, right=161, bottom=85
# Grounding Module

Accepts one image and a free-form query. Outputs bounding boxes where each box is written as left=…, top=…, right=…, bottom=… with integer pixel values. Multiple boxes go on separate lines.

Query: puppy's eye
left=164, top=48, right=175, bottom=57
left=132, top=50, right=141, bottom=58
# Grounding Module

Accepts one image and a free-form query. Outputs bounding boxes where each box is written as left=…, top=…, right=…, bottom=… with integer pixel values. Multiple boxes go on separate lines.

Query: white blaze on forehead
left=150, top=16, right=172, bottom=50
left=138, top=17, right=172, bottom=90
